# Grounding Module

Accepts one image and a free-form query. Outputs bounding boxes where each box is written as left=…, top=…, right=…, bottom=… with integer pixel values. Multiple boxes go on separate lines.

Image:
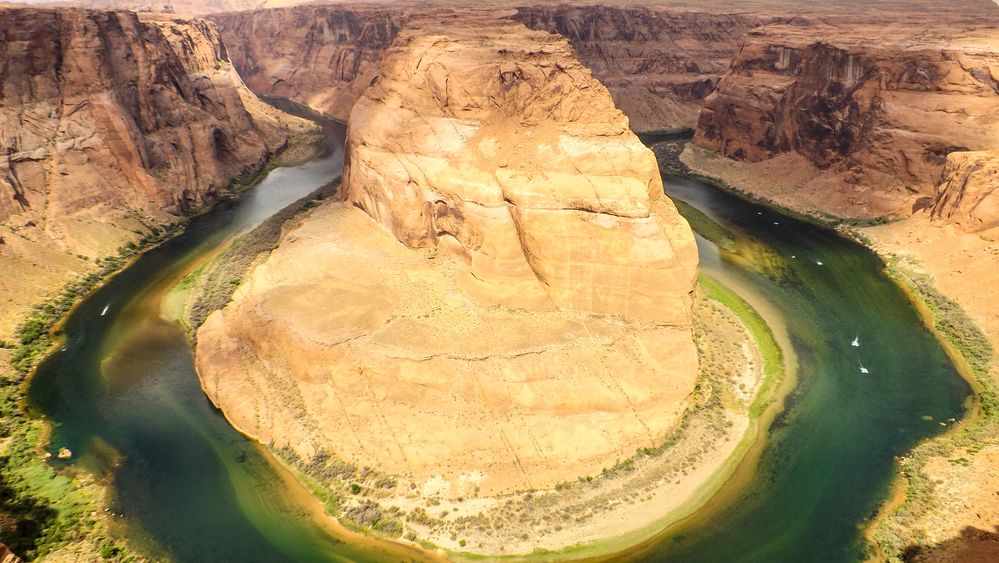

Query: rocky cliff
left=211, top=4, right=759, bottom=132
left=196, top=19, right=699, bottom=499
left=513, top=5, right=762, bottom=132
left=211, top=6, right=401, bottom=120
left=693, top=17, right=999, bottom=219
left=930, top=150, right=999, bottom=232
left=0, top=7, right=309, bottom=337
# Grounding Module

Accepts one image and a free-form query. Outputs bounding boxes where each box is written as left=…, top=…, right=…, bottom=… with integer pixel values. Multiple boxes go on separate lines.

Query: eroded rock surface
left=694, top=16, right=999, bottom=219
left=212, top=6, right=402, bottom=120
left=196, top=20, right=699, bottom=497
left=212, top=3, right=758, bottom=132
left=0, top=7, right=308, bottom=337
left=514, top=5, right=762, bottom=133
left=931, top=151, right=999, bottom=232
left=343, top=19, right=698, bottom=323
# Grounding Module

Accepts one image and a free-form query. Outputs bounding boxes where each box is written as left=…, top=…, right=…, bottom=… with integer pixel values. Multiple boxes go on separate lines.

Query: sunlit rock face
left=343, top=19, right=699, bottom=324
left=513, top=4, right=763, bottom=133
left=694, top=18, right=999, bottom=219
left=0, top=7, right=305, bottom=337
left=196, top=19, right=700, bottom=497
left=931, top=151, right=999, bottom=232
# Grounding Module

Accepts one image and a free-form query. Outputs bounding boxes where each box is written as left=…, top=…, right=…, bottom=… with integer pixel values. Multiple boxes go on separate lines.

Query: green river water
left=26, top=125, right=970, bottom=562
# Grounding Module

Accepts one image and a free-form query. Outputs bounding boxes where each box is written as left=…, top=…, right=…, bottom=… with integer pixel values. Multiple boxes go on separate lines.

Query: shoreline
left=181, top=181, right=793, bottom=560
left=0, top=129, right=323, bottom=561
left=672, top=142, right=997, bottom=561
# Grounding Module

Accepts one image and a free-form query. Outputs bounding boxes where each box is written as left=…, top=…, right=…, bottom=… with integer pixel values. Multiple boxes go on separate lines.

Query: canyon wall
left=197, top=19, right=699, bottom=499
left=693, top=18, right=999, bottom=219
left=0, top=7, right=308, bottom=337
left=513, top=5, right=762, bottom=132
left=211, top=6, right=401, bottom=120
left=211, top=4, right=759, bottom=132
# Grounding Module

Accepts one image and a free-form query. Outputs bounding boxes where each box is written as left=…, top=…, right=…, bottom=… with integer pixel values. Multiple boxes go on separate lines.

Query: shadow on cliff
left=905, top=525, right=999, bottom=562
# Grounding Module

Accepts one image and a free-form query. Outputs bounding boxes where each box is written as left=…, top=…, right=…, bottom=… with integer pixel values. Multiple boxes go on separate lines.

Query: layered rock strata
left=513, top=4, right=763, bottom=132
left=930, top=150, right=999, bottom=232
left=0, top=7, right=309, bottom=336
left=211, top=6, right=402, bottom=121
left=196, top=20, right=699, bottom=497
left=212, top=4, right=759, bottom=132
left=694, top=18, right=999, bottom=219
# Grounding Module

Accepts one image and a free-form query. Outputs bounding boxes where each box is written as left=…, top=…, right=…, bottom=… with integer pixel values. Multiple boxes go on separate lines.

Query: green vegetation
left=698, top=274, right=784, bottom=418
left=275, top=446, right=404, bottom=539
left=871, top=260, right=997, bottom=561
left=0, top=225, right=183, bottom=559
left=671, top=199, right=737, bottom=253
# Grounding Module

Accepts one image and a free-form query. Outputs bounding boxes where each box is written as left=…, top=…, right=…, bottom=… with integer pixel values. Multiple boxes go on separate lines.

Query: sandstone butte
left=0, top=7, right=311, bottom=338
left=195, top=18, right=700, bottom=498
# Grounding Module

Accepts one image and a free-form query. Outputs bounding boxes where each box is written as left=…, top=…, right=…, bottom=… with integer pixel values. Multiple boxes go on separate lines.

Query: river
left=26, top=125, right=969, bottom=562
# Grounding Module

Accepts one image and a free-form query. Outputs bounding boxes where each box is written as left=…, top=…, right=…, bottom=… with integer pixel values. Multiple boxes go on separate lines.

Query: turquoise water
left=611, top=173, right=971, bottom=562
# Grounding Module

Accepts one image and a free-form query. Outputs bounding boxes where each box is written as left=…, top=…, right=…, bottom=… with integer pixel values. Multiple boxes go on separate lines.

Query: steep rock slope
left=211, top=6, right=401, bottom=120
left=212, top=3, right=757, bottom=132
left=694, top=17, right=999, bottom=219
left=930, top=150, right=999, bottom=232
left=513, top=4, right=762, bottom=132
left=342, top=18, right=699, bottom=322
left=0, top=8, right=308, bottom=337
left=196, top=19, right=699, bottom=497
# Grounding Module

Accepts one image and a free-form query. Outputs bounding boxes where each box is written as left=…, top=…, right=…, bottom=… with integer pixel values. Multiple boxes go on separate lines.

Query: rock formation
left=211, top=6, right=402, bottom=121
left=196, top=19, right=699, bottom=497
left=513, top=5, right=762, bottom=132
left=694, top=16, right=999, bottom=219
left=0, top=7, right=309, bottom=336
left=212, top=4, right=760, bottom=132
left=342, top=19, right=699, bottom=322
left=930, top=151, right=999, bottom=232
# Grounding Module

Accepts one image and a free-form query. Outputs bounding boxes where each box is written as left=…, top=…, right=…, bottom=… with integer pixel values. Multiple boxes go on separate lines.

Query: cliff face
left=211, top=6, right=401, bottom=120
left=0, top=8, right=308, bottom=337
left=211, top=4, right=758, bottom=132
left=343, top=18, right=698, bottom=323
left=514, top=5, right=762, bottom=132
left=197, top=20, right=699, bottom=498
left=931, top=150, right=999, bottom=232
left=694, top=19, right=999, bottom=219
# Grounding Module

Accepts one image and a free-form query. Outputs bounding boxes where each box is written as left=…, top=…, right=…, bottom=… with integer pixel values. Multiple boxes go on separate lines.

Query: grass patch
left=698, top=274, right=783, bottom=418
left=671, top=199, right=737, bottom=253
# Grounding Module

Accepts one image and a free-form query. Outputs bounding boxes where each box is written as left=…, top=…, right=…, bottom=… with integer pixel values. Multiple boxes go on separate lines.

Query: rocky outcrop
left=514, top=5, right=763, bottom=133
left=931, top=150, right=999, bottom=232
left=196, top=19, right=699, bottom=498
left=343, top=19, right=698, bottom=322
left=694, top=18, right=999, bottom=219
left=211, top=4, right=759, bottom=132
left=0, top=7, right=309, bottom=337
left=211, top=6, right=401, bottom=120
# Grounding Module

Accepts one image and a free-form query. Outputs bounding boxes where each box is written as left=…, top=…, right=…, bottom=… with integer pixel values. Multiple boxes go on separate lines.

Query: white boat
left=851, top=336, right=860, bottom=347
left=101, top=305, right=109, bottom=317
left=816, top=260, right=824, bottom=266
left=859, top=362, right=869, bottom=374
